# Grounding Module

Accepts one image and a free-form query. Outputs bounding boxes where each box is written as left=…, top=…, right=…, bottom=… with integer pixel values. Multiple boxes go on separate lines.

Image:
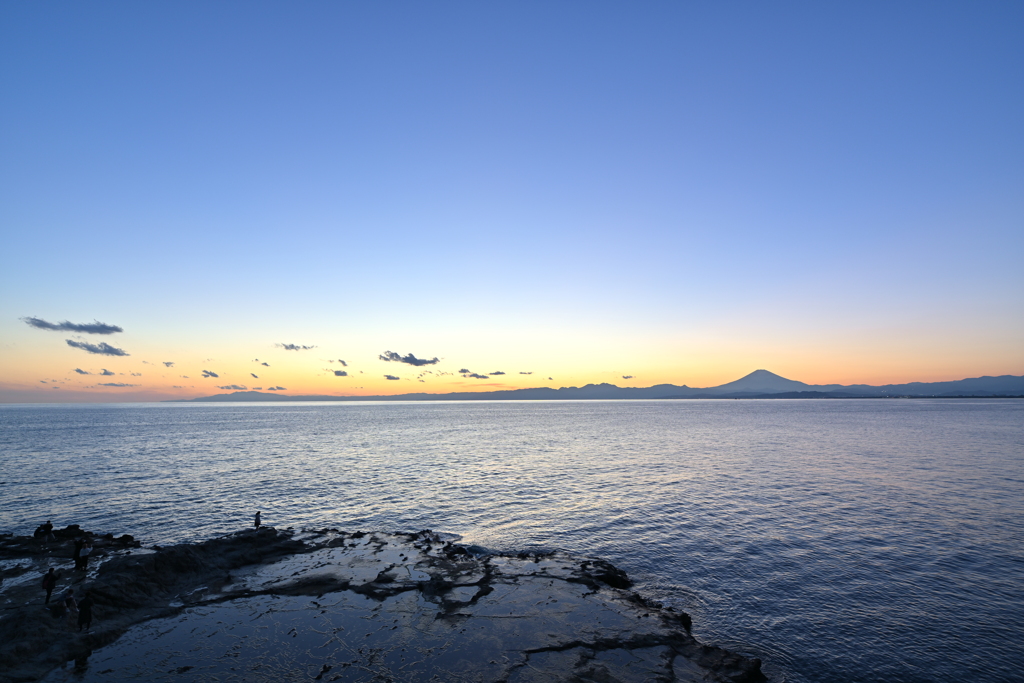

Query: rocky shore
left=1, top=526, right=765, bottom=682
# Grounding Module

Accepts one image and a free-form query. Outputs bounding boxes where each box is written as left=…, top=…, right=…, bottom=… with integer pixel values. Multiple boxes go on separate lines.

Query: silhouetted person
left=73, top=536, right=84, bottom=569
left=41, top=520, right=55, bottom=545
left=42, top=568, right=59, bottom=604
left=61, top=588, right=78, bottom=627
left=78, top=541, right=93, bottom=570
left=77, top=593, right=94, bottom=632
left=254, top=511, right=261, bottom=529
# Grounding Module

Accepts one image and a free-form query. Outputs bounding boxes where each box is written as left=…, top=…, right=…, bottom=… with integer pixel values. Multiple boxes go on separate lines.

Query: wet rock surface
left=1, top=528, right=764, bottom=682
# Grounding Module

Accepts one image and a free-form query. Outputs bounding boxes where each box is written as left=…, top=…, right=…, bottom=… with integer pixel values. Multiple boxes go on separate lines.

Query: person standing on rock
left=77, top=592, right=94, bottom=632
left=73, top=536, right=84, bottom=569
left=254, top=511, right=262, bottom=529
left=41, top=520, right=55, bottom=546
left=41, top=568, right=59, bottom=604
left=79, top=541, right=93, bottom=570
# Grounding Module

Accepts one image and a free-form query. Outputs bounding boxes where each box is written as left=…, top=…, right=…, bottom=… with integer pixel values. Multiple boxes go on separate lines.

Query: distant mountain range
left=175, top=370, right=1024, bottom=402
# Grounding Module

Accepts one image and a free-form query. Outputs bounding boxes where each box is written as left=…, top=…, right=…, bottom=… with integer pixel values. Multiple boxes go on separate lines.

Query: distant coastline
left=169, top=369, right=1024, bottom=403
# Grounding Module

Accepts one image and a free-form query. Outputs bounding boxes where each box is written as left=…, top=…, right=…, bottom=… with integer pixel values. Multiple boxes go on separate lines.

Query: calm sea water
left=1, top=399, right=1022, bottom=682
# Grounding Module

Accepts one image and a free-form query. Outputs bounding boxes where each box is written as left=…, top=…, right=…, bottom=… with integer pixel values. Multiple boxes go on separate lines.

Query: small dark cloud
left=277, top=343, right=316, bottom=351
left=337, top=359, right=347, bottom=366
left=380, top=351, right=440, bottom=367
left=251, top=373, right=259, bottom=379
left=23, top=317, right=123, bottom=335
left=261, top=362, right=270, bottom=367
left=98, top=382, right=136, bottom=387
left=40, top=380, right=47, bottom=383
left=130, top=372, right=141, bottom=377
left=548, top=377, right=553, bottom=380
left=74, top=368, right=90, bottom=375
left=519, top=371, right=533, bottom=375
left=100, top=369, right=115, bottom=376
left=267, top=386, right=287, bottom=391
left=172, top=385, right=185, bottom=389
left=490, top=371, right=506, bottom=376
left=332, top=370, right=348, bottom=377
left=622, top=375, right=634, bottom=380
left=458, top=368, right=470, bottom=374
left=218, top=385, right=247, bottom=391
left=163, top=361, right=175, bottom=368
left=384, top=375, right=400, bottom=380
left=465, top=373, right=489, bottom=379
left=180, top=375, right=190, bottom=379
left=52, top=386, right=60, bottom=389
left=252, top=387, right=262, bottom=390
left=66, top=339, right=129, bottom=356
left=201, top=370, right=219, bottom=378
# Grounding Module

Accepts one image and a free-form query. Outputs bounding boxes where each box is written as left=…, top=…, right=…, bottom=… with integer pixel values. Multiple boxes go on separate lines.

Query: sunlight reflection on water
left=2, top=399, right=1023, bottom=682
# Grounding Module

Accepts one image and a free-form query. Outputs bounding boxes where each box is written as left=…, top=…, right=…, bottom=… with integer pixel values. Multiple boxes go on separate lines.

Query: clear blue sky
left=2, top=2, right=1022, bottom=401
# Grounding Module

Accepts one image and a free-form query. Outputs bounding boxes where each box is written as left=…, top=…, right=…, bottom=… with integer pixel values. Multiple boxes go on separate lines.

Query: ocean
left=1, top=399, right=1022, bottom=682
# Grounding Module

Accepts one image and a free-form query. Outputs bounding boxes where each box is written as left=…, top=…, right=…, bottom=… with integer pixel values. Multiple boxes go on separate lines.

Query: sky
left=1, top=1, right=1022, bottom=402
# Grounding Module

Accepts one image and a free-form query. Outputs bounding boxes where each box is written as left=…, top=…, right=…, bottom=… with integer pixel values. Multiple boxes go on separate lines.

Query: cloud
left=267, top=386, right=287, bottom=391
left=465, top=373, right=489, bottom=379
left=251, top=373, right=259, bottom=378
left=490, top=371, right=506, bottom=375
left=332, top=370, right=348, bottom=377
left=261, top=362, right=270, bottom=367
left=458, top=368, right=471, bottom=374
left=379, top=351, right=440, bottom=366
left=277, top=343, right=316, bottom=351
left=384, top=375, right=400, bottom=380
left=218, top=385, right=248, bottom=391
left=622, top=375, right=634, bottom=380
left=23, top=317, right=123, bottom=335
left=252, top=387, right=262, bottom=390
left=337, top=360, right=347, bottom=366
left=66, top=339, right=129, bottom=356
left=519, top=371, right=533, bottom=375
left=74, top=368, right=90, bottom=375
left=172, top=385, right=185, bottom=389
left=201, top=370, right=219, bottom=378
left=163, top=361, right=175, bottom=367
left=40, top=380, right=47, bottom=383
left=100, top=369, right=115, bottom=376
left=98, top=382, right=136, bottom=387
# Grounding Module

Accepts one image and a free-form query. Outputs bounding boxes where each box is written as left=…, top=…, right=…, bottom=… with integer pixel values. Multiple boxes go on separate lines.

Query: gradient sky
left=2, top=2, right=1022, bottom=402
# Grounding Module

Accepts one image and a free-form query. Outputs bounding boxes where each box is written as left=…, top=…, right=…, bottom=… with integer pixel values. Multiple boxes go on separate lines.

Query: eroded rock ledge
left=1, top=528, right=765, bottom=682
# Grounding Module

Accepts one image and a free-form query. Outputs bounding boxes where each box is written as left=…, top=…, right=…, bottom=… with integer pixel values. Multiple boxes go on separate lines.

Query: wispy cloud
left=66, top=339, right=129, bottom=356
left=218, top=384, right=247, bottom=391
left=73, top=368, right=90, bottom=375
left=459, top=368, right=489, bottom=379
left=622, top=375, right=634, bottom=380
left=201, top=370, right=219, bottom=378
left=519, top=371, right=533, bottom=375
left=267, top=386, right=286, bottom=391
left=277, top=343, right=316, bottom=351
left=23, top=317, right=123, bottom=335
left=163, top=361, right=175, bottom=368
left=100, top=369, right=115, bottom=376
left=490, top=371, right=506, bottom=375
left=251, top=373, right=259, bottom=379
left=261, top=362, right=270, bottom=367
left=384, top=374, right=401, bottom=380
left=379, top=351, right=440, bottom=366
left=98, top=382, right=136, bottom=387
